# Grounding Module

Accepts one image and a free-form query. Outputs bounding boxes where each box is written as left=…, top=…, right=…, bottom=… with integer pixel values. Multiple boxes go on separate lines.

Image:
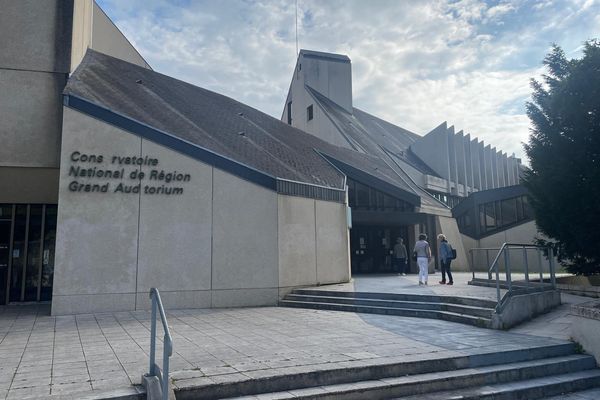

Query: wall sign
left=67, top=151, right=191, bottom=195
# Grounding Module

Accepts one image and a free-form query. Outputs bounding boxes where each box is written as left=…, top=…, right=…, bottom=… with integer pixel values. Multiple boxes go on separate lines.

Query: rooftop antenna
left=295, top=0, right=299, bottom=56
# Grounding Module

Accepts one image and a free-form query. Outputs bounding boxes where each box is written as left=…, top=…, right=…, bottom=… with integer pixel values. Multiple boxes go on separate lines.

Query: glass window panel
left=516, top=196, right=524, bottom=220
left=355, top=182, right=369, bottom=208
left=40, top=205, right=57, bottom=301
left=383, top=193, right=396, bottom=209
left=24, top=205, right=43, bottom=301
left=485, top=202, right=496, bottom=230
left=522, top=196, right=532, bottom=219
left=0, top=205, right=12, bottom=220
left=10, top=205, right=27, bottom=302
left=501, top=198, right=517, bottom=226
left=495, top=202, right=502, bottom=228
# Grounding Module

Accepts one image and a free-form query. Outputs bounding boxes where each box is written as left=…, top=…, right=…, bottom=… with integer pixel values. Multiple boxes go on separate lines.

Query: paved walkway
left=0, top=274, right=595, bottom=399
left=314, top=272, right=507, bottom=300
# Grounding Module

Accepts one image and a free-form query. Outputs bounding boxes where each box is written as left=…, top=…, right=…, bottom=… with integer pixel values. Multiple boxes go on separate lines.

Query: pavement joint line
left=5, top=307, right=38, bottom=399
left=49, top=314, right=57, bottom=390
left=92, top=314, right=135, bottom=386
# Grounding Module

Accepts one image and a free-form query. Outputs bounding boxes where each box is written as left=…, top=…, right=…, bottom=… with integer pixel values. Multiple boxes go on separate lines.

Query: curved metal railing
left=469, top=243, right=557, bottom=312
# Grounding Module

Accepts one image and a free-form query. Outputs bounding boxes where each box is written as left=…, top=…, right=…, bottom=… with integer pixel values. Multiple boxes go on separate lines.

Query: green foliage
left=523, top=40, right=600, bottom=276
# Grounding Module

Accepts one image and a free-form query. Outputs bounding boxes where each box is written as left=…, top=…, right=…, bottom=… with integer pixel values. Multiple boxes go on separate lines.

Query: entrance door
left=1, top=204, right=57, bottom=304
left=350, top=225, right=409, bottom=274
left=0, top=205, right=12, bottom=305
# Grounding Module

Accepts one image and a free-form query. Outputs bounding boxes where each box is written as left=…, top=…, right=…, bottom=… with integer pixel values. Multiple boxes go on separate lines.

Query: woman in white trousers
left=413, top=233, right=432, bottom=285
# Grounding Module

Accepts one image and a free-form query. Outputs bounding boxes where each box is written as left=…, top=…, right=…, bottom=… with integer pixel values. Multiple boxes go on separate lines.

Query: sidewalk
left=0, top=273, right=593, bottom=399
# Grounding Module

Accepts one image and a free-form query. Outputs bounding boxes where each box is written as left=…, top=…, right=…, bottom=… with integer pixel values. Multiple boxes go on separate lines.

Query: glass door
left=0, top=205, right=12, bottom=305
left=1, top=204, right=57, bottom=304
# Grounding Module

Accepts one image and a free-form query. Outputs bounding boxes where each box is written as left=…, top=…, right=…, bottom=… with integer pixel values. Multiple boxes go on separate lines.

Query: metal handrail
left=469, top=243, right=557, bottom=312
left=147, top=288, right=173, bottom=400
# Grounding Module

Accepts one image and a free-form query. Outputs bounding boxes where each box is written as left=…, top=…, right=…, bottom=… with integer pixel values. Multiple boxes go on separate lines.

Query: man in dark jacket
left=437, top=234, right=454, bottom=285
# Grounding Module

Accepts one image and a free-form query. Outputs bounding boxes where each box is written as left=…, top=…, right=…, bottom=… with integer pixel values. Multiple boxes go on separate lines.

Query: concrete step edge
left=279, top=299, right=493, bottom=323
left=391, top=368, right=600, bottom=400
left=221, top=357, right=600, bottom=400
left=285, top=293, right=496, bottom=312
left=291, top=289, right=499, bottom=308
left=173, top=343, right=579, bottom=400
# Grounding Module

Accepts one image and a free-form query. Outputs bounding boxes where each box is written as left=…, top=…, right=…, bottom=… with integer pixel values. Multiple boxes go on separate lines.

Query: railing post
left=537, top=248, right=543, bottom=283
left=523, top=246, right=529, bottom=286
left=549, top=247, right=556, bottom=289
left=486, top=249, right=491, bottom=280
left=505, top=247, right=512, bottom=293
left=149, top=292, right=157, bottom=376
left=162, top=336, right=170, bottom=400
left=470, top=249, right=475, bottom=280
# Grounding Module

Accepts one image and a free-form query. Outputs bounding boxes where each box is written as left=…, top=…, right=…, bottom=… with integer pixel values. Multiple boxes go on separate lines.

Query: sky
left=96, top=0, right=599, bottom=161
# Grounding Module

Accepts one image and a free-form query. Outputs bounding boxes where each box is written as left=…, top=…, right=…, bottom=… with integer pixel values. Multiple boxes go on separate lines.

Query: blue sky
left=96, top=0, right=599, bottom=160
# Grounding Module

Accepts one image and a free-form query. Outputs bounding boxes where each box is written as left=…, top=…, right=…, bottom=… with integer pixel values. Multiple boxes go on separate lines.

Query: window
left=307, top=104, right=313, bottom=121
left=287, top=101, right=292, bottom=125
left=347, top=179, right=412, bottom=212
left=474, top=194, right=534, bottom=236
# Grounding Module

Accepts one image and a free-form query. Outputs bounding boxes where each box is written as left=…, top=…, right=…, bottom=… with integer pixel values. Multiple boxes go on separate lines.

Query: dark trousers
left=441, top=259, right=453, bottom=283
left=393, top=258, right=407, bottom=273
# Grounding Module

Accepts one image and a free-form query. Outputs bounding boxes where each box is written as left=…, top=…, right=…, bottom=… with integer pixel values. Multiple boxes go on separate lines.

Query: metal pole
left=523, top=246, right=529, bottom=286
left=549, top=247, right=556, bottom=288
left=150, top=293, right=157, bottom=376
left=495, top=257, right=501, bottom=303
left=470, top=249, right=475, bottom=280
left=486, top=249, right=491, bottom=280
left=505, top=247, right=511, bottom=293
left=162, top=336, right=170, bottom=400
left=537, top=247, right=543, bottom=283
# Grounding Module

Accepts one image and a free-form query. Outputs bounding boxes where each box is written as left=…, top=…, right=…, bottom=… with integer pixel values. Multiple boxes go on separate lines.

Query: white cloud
left=97, top=0, right=599, bottom=162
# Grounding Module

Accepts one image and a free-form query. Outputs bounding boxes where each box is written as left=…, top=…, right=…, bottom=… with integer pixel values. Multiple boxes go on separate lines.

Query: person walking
left=413, top=233, right=431, bottom=285
left=393, top=237, right=408, bottom=275
left=437, top=234, right=454, bottom=285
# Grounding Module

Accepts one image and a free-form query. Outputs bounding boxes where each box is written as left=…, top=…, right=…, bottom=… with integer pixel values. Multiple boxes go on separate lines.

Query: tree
left=523, top=40, right=600, bottom=275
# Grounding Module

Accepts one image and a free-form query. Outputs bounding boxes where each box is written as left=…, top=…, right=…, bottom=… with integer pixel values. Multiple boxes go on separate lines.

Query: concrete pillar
left=447, top=126, right=458, bottom=195
left=470, top=138, right=482, bottom=190
left=464, top=134, right=474, bottom=193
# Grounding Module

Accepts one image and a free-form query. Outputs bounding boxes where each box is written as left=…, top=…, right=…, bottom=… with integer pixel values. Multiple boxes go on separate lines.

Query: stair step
left=173, top=343, right=577, bottom=400
left=392, top=369, right=600, bottom=400
left=279, top=300, right=492, bottom=328
left=285, top=294, right=494, bottom=318
left=222, top=355, right=599, bottom=400
left=292, top=289, right=498, bottom=309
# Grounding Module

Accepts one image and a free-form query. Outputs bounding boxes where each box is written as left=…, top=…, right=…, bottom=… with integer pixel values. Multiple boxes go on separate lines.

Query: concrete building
left=0, top=1, right=539, bottom=314
left=281, top=50, right=533, bottom=275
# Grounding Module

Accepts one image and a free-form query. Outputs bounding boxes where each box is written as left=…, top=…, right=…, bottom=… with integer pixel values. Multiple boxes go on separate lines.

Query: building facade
left=281, top=50, right=534, bottom=275
left=1, top=1, right=538, bottom=314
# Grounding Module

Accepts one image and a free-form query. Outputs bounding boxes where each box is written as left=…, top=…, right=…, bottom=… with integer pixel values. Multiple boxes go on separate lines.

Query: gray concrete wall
left=70, top=0, right=151, bottom=71
left=315, top=199, right=350, bottom=285
left=303, top=54, right=352, bottom=114
left=571, top=302, right=600, bottom=364
left=277, top=195, right=350, bottom=294
left=282, top=57, right=352, bottom=149
left=53, top=108, right=349, bottom=314
left=0, top=167, right=59, bottom=204
left=0, top=0, right=73, bottom=73
left=53, top=108, right=141, bottom=314
left=492, top=290, right=561, bottom=329
left=0, top=70, right=65, bottom=168
left=0, top=0, right=73, bottom=169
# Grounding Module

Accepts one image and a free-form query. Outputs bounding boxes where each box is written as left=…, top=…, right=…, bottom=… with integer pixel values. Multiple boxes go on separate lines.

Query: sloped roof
left=306, top=86, right=440, bottom=178
left=64, top=50, right=427, bottom=206
left=306, top=85, right=447, bottom=210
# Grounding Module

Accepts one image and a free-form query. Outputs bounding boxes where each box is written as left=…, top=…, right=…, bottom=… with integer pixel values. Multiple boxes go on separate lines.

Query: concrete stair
left=279, top=289, right=497, bottom=328
left=173, top=343, right=600, bottom=400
